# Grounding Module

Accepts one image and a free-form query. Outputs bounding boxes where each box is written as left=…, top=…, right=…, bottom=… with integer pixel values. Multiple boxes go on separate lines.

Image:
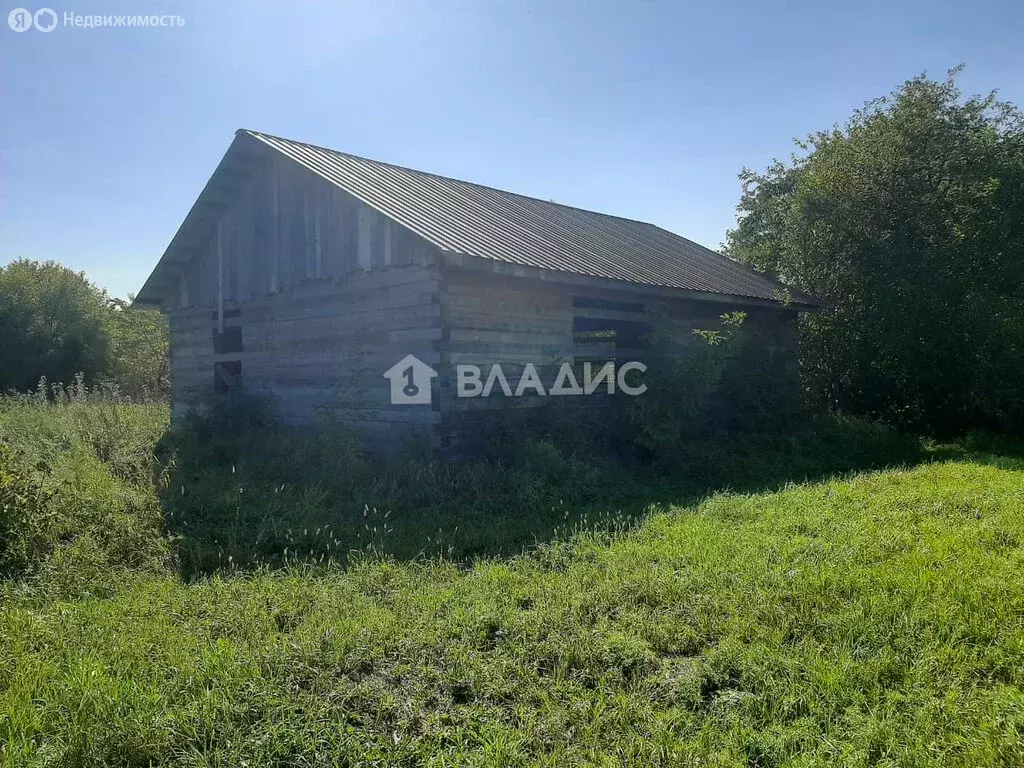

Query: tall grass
left=1, top=389, right=932, bottom=593
left=154, top=397, right=928, bottom=579
left=0, top=390, right=170, bottom=599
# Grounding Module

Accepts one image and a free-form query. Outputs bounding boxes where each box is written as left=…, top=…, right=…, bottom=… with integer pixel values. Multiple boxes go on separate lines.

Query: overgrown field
left=2, top=398, right=1023, bottom=766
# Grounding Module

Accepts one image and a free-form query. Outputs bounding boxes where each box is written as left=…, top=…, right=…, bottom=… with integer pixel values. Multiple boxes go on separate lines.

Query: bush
left=629, top=311, right=804, bottom=463
left=0, top=444, right=54, bottom=579
left=104, top=298, right=170, bottom=399
left=0, top=395, right=171, bottom=596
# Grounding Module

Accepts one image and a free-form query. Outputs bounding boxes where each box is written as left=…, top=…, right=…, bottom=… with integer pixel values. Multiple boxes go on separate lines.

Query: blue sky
left=2, top=0, right=1022, bottom=298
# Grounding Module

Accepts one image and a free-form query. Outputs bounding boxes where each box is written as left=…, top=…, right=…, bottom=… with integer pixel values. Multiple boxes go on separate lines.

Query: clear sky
left=2, top=0, right=1022, bottom=298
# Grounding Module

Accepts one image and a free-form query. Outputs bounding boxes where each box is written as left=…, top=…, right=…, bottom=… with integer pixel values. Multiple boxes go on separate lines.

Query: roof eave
left=439, top=250, right=819, bottom=311
left=133, top=131, right=268, bottom=309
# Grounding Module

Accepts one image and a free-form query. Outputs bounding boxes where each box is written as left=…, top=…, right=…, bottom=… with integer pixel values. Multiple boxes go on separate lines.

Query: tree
left=105, top=297, right=170, bottom=398
left=725, top=68, right=1024, bottom=435
left=0, top=260, right=111, bottom=393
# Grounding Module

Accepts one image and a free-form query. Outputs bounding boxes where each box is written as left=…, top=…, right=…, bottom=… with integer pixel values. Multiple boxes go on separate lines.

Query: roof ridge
left=239, top=128, right=667, bottom=230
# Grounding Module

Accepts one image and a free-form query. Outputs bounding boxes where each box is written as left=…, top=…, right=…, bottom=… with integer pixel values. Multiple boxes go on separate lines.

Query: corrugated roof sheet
left=137, top=130, right=817, bottom=307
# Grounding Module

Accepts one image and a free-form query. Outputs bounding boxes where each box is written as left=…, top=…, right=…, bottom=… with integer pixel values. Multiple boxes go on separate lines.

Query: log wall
left=169, top=264, right=442, bottom=447
left=436, top=266, right=800, bottom=451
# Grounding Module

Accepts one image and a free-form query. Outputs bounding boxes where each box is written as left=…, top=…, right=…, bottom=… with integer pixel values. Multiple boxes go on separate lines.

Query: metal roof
left=135, top=130, right=817, bottom=308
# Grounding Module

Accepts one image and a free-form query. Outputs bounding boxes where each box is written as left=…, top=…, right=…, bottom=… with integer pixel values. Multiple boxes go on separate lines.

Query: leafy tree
left=0, top=260, right=111, bottom=393
left=0, top=261, right=169, bottom=398
left=105, top=297, right=169, bottom=398
left=726, top=68, right=1024, bottom=435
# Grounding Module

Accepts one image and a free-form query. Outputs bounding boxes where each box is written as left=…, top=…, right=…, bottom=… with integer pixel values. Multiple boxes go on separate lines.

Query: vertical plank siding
left=167, top=154, right=443, bottom=446
left=171, top=154, right=434, bottom=312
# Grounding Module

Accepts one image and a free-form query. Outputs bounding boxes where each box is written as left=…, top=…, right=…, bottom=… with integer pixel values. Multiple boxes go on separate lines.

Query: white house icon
left=383, top=354, right=438, bottom=405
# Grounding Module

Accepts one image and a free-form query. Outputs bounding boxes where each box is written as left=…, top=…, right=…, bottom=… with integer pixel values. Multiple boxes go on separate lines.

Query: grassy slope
left=3, top=441, right=1024, bottom=765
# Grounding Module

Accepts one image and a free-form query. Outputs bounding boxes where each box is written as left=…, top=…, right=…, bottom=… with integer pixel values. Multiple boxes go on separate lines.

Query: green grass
left=155, top=399, right=925, bottom=577
left=1, top=399, right=1023, bottom=765
left=0, top=398, right=171, bottom=597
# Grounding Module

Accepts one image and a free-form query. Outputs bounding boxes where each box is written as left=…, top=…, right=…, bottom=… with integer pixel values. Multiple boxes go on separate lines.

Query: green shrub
left=104, top=298, right=170, bottom=399
left=0, top=397, right=171, bottom=596
left=629, top=311, right=805, bottom=464
left=0, top=444, right=54, bottom=579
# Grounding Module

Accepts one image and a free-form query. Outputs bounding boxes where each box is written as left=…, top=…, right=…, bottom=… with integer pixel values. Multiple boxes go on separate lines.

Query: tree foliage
left=105, top=297, right=170, bottom=398
left=726, top=68, right=1024, bottom=435
left=629, top=310, right=804, bottom=462
left=0, top=260, right=169, bottom=398
left=0, top=260, right=111, bottom=393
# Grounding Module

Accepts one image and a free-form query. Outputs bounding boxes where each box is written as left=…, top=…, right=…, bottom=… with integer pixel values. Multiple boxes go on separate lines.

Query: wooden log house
left=134, top=130, right=817, bottom=450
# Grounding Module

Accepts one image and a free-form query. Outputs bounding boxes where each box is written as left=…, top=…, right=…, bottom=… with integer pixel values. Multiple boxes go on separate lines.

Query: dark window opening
left=214, top=360, right=242, bottom=393
left=572, top=316, right=649, bottom=350
left=572, top=296, right=645, bottom=314
left=213, top=325, right=243, bottom=354
left=572, top=296, right=649, bottom=352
